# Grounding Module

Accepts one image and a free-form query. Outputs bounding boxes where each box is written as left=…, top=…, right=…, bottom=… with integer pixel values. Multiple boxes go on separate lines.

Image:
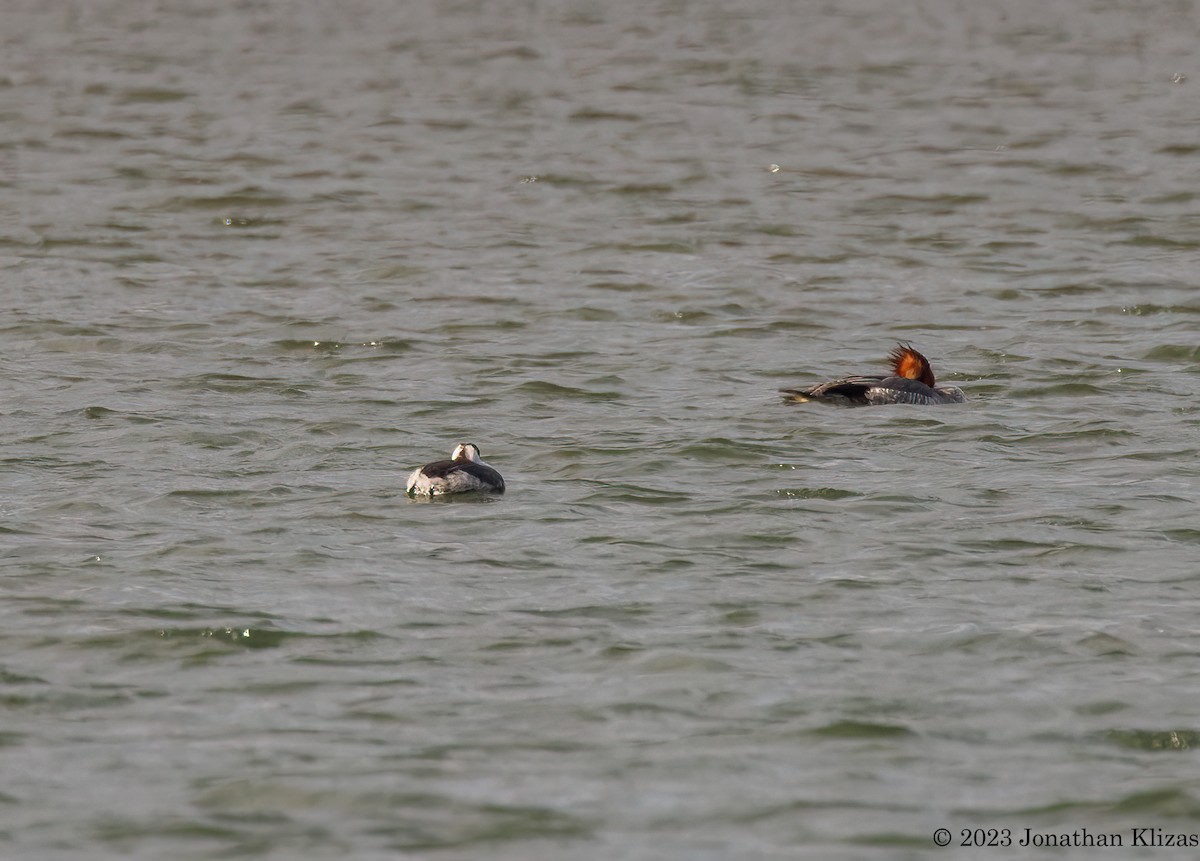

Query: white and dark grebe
left=781, top=343, right=967, bottom=406
left=406, top=443, right=505, bottom=497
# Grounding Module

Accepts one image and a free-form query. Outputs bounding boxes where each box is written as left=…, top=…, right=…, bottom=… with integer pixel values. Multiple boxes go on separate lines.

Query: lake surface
left=4, top=1, right=1200, bottom=858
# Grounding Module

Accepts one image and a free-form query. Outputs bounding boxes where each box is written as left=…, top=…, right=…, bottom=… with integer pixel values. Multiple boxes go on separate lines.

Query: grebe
left=406, top=443, right=506, bottom=497
left=781, top=343, right=966, bottom=406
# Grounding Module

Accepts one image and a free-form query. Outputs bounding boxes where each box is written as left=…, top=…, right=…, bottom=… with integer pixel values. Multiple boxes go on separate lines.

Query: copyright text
left=933, top=827, right=1199, bottom=848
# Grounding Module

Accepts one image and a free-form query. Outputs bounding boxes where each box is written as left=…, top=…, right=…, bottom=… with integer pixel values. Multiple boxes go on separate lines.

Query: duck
left=781, top=343, right=966, bottom=406
left=406, top=443, right=505, bottom=496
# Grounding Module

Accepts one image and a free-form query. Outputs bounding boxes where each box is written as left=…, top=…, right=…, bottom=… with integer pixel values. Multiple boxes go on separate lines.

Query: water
left=4, top=1, right=1200, bottom=858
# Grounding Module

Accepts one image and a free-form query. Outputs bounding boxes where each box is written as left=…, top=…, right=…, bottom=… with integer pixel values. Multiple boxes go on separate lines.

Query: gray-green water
left=4, top=1, right=1200, bottom=858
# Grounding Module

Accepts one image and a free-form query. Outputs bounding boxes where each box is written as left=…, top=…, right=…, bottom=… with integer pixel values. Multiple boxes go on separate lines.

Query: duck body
left=406, top=443, right=505, bottom=497
left=781, top=344, right=966, bottom=406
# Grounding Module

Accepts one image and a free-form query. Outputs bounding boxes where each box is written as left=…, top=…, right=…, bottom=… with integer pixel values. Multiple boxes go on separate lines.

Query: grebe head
left=888, top=343, right=936, bottom=387
left=451, top=443, right=482, bottom=462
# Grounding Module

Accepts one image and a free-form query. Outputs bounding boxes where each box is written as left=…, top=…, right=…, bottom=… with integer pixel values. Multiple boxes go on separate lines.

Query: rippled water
left=5, top=1, right=1200, bottom=858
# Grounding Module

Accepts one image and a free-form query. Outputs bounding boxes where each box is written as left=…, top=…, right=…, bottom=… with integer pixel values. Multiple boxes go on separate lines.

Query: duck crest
left=889, top=343, right=936, bottom=387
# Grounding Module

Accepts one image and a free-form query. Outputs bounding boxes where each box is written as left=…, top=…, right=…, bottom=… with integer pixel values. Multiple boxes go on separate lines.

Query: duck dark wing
left=781, top=375, right=883, bottom=405
left=417, top=458, right=459, bottom=478
left=457, top=462, right=505, bottom=492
